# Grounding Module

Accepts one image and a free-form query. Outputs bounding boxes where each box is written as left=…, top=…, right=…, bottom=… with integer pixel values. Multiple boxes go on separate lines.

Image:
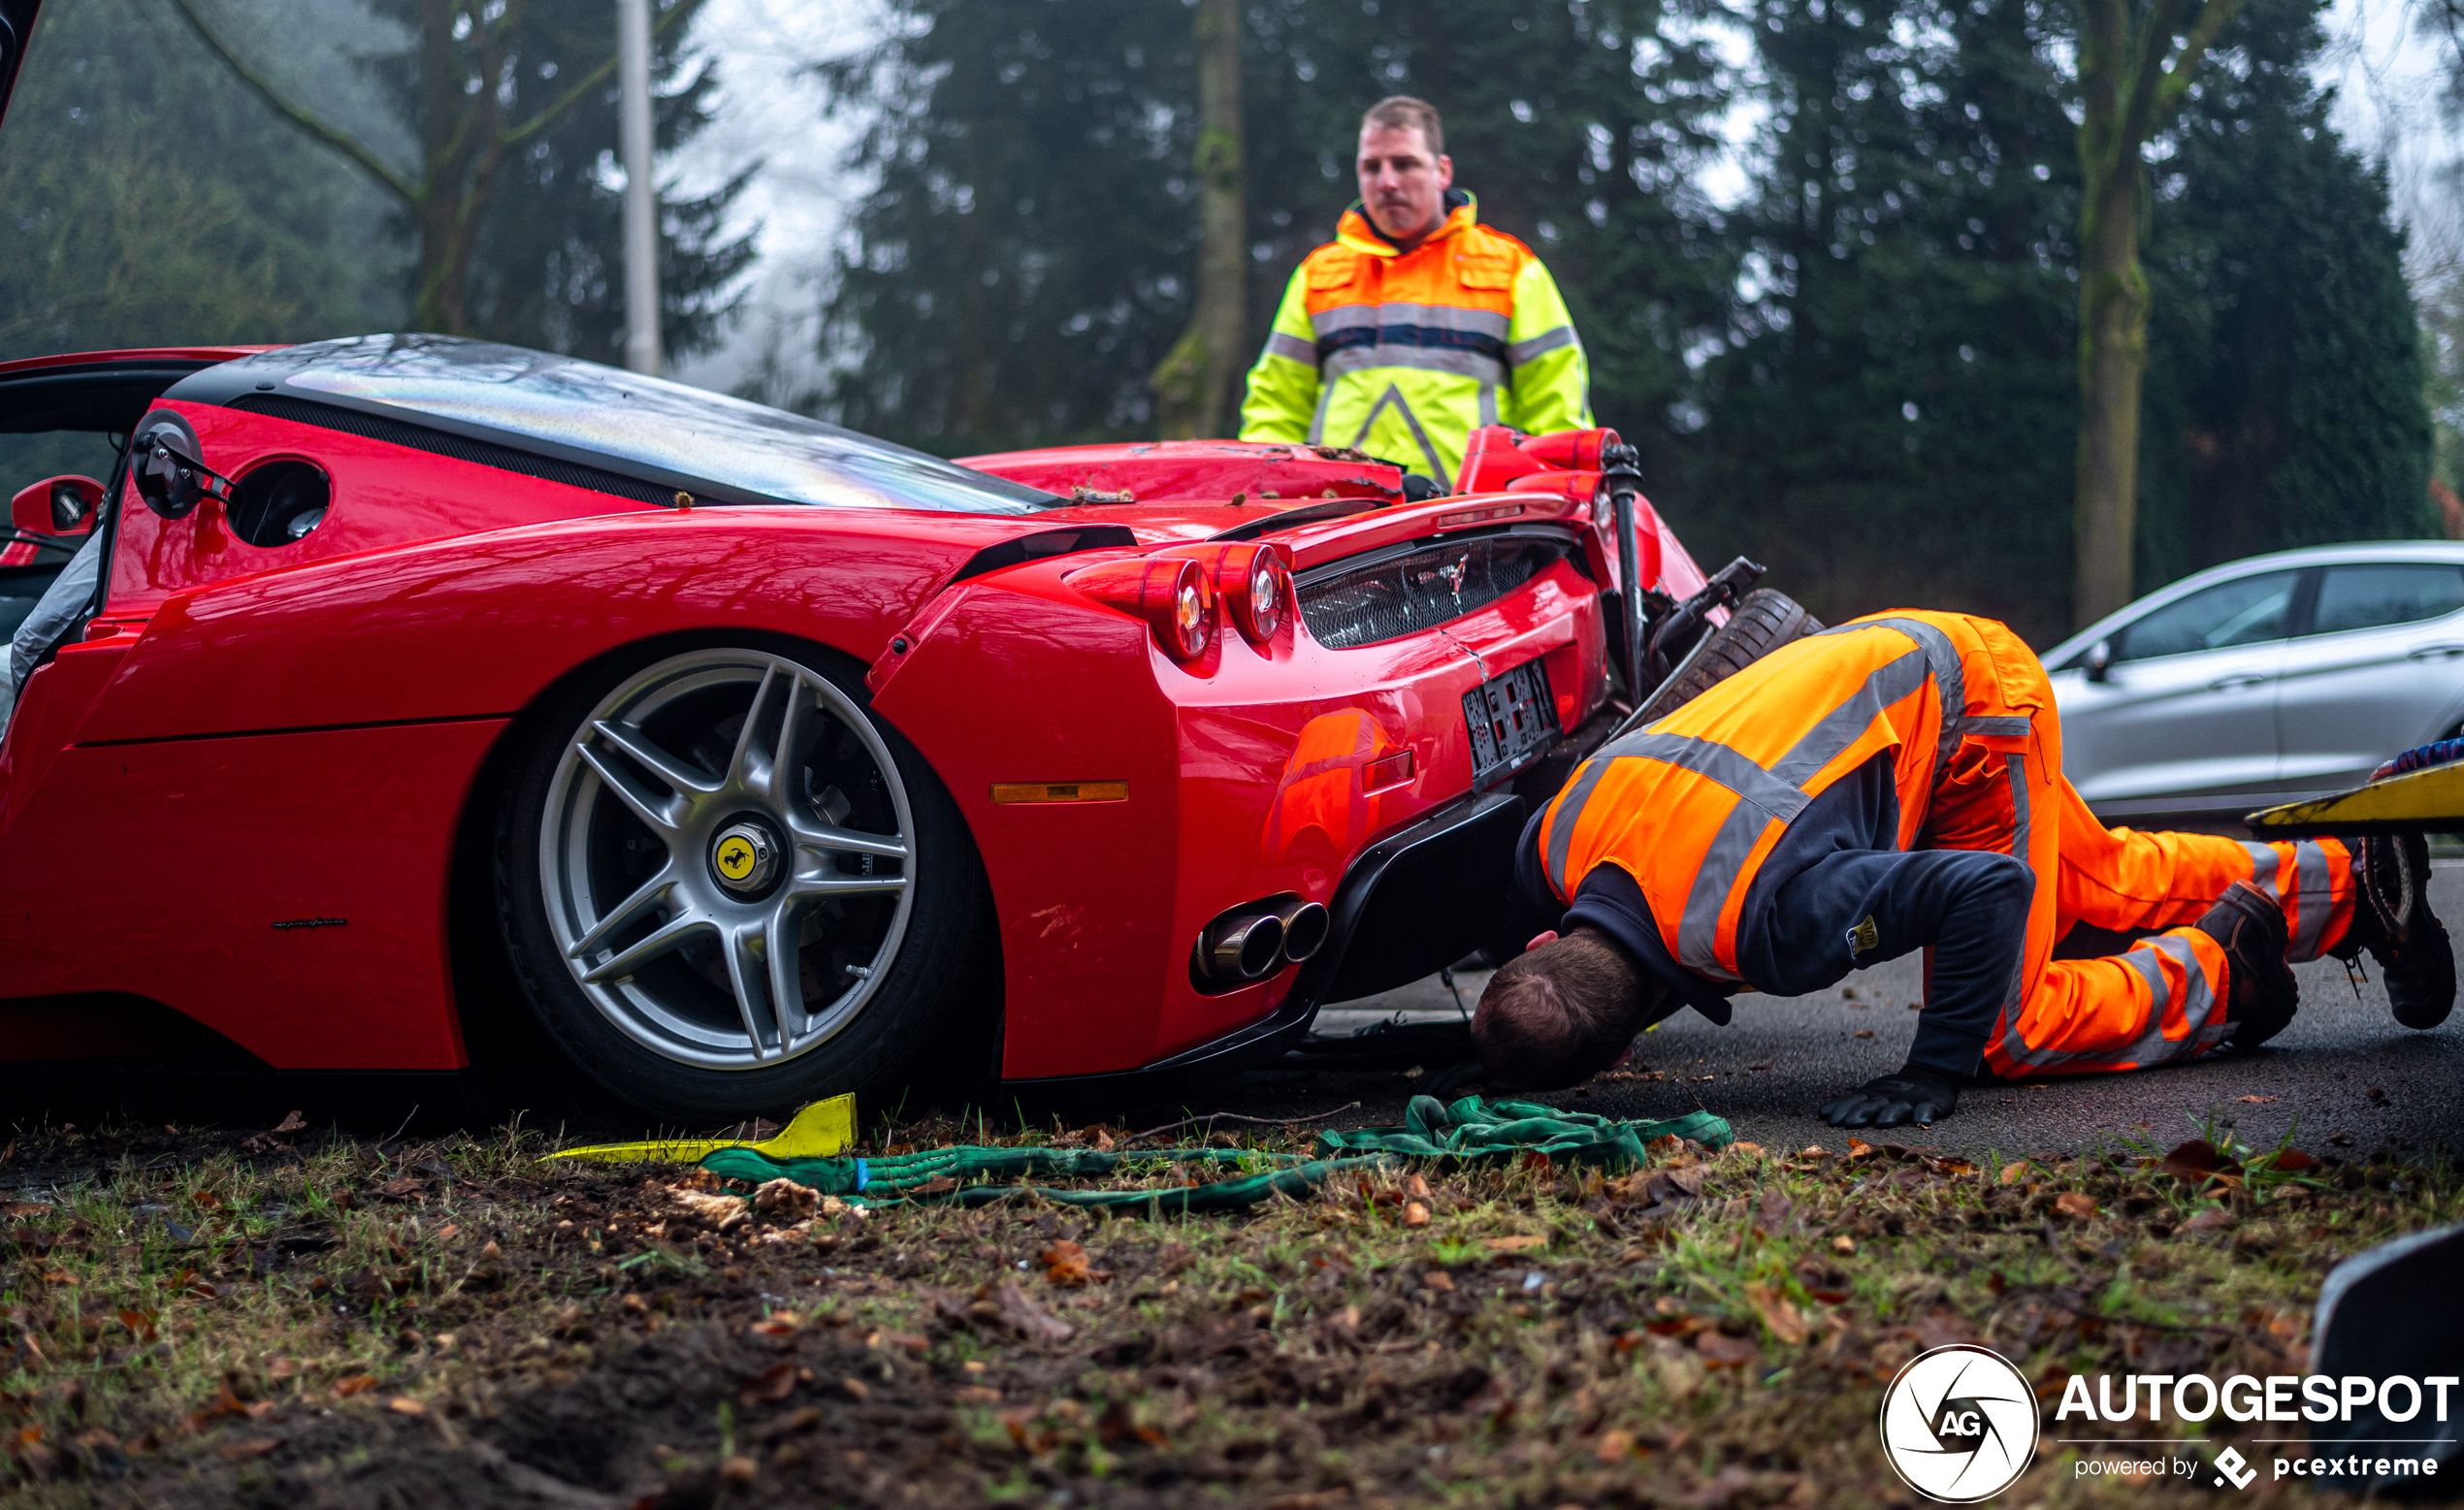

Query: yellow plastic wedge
left=2247, top=760, right=2464, bottom=836
left=542, top=1093, right=856, bottom=1165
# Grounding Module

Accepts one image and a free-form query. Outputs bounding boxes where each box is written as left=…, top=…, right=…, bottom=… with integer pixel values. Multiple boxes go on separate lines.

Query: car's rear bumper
left=1001, top=787, right=1527, bottom=1097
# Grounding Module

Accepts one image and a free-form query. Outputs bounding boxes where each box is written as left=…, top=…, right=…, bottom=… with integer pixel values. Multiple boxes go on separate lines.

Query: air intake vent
left=1296, top=534, right=1569, bottom=650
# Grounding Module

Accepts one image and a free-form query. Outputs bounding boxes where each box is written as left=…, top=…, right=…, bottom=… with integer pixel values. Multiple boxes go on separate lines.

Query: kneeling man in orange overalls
left=1473, top=610, right=2454, bottom=1128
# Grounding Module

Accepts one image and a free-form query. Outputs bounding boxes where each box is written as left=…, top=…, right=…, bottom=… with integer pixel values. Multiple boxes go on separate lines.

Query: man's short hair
left=1471, top=927, right=1649, bottom=1089
left=1361, top=96, right=1444, bottom=159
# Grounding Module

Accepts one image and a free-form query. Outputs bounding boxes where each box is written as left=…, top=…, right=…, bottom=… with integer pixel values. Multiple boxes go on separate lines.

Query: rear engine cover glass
left=184, top=336, right=1062, bottom=515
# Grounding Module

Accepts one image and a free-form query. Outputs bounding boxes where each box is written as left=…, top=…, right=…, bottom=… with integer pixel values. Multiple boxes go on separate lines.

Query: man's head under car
left=1470, top=927, right=1678, bottom=1088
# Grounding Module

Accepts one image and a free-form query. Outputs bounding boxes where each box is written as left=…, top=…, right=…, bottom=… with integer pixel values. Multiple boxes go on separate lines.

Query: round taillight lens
left=1248, top=553, right=1287, bottom=639
left=1168, top=568, right=1215, bottom=659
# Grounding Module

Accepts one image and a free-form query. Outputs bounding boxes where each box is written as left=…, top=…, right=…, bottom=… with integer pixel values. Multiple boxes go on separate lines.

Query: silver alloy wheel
left=538, top=648, right=917, bottom=1069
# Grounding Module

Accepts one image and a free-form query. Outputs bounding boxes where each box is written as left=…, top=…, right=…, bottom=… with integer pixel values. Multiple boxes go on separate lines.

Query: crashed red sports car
left=0, top=0, right=1763, bottom=1120
left=0, top=329, right=1752, bottom=1119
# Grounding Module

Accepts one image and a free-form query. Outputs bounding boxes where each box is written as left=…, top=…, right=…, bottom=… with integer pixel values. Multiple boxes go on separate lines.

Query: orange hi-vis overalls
left=1531, top=610, right=2357, bottom=1077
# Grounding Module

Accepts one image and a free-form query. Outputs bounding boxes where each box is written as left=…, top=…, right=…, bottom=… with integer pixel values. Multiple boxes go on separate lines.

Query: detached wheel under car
left=1637, top=588, right=1823, bottom=723
left=498, top=640, right=991, bottom=1123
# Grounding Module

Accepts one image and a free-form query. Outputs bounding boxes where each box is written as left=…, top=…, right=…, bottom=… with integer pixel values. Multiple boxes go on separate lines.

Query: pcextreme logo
left=1878, top=1345, right=2038, bottom=1502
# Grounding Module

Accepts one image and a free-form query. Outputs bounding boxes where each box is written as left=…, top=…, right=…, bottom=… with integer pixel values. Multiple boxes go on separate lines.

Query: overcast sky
left=662, top=0, right=2463, bottom=397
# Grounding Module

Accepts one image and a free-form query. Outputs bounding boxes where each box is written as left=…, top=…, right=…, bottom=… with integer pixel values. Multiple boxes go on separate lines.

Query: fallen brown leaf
left=739, top=1362, right=797, bottom=1405
left=1401, top=1200, right=1430, bottom=1228
left=1483, top=1234, right=1547, bottom=1253
left=272, top=1110, right=307, bottom=1133
left=385, top=1398, right=424, bottom=1415
left=1744, top=1282, right=1807, bottom=1345
left=2160, top=1140, right=2243, bottom=1185
left=215, top=1438, right=279, bottom=1462
left=2181, top=1206, right=2235, bottom=1233
left=2054, top=1191, right=2098, bottom=1220
left=752, top=1178, right=818, bottom=1221
left=985, top=1278, right=1074, bottom=1343
left=1999, top=1160, right=2031, bottom=1185
left=333, top=1375, right=379, bottom=1398
left=1040, top=1240, right=1097, bottom=1287
left=2234, top=1095, right=2278, bottom=1104
left=1596, top=1427, right=1639, bottom=1462
left=1694, top=1331, right=1761, bottom=1368
left=671, top=1187, right=750, bottom=1232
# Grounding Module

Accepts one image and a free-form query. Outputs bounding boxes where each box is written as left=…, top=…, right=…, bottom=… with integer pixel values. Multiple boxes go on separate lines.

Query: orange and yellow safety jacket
left=1238, top=192, right=1591, bottom=484
left=1535, top=612, right=2044, bottom=984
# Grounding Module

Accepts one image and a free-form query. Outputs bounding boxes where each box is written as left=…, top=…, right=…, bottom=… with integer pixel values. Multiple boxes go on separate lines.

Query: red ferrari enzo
left=0, top=5, right=1736, bottom=1121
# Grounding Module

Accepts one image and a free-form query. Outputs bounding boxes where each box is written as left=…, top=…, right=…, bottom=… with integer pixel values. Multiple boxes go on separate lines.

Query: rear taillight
left=1066, top=557, right=1216, bottom=660
left=1223, top=542, right=1292, bottom=644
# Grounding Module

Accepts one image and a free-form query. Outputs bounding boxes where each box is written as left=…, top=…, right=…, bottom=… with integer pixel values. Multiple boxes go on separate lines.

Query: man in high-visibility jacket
left=1237, top=96, right=1591, bottom=485
left=1471, top=609, right=2455, bottom=1128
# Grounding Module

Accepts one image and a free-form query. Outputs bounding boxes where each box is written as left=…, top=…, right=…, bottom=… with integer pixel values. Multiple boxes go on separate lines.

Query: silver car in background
left=2046, top=542, right=2464, bottom=819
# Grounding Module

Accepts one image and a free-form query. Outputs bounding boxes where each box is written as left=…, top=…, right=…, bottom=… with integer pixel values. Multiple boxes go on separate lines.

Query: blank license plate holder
left=1464, top=659, right=1561, bottom=788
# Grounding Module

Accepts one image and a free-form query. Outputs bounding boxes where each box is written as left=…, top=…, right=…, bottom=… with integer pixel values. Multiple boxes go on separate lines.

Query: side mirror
left=2085, top=639, right=2113, bottom=684
left=10, top=475, right=103, bottom=537
left=130, top=426, right=235, bottom=521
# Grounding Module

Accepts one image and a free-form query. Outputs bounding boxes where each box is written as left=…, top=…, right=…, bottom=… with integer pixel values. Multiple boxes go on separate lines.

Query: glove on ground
left=1817, top=1068, right=1960, bottom=1128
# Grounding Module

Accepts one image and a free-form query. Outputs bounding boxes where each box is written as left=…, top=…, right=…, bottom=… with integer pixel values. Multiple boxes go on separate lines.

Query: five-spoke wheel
left=499, top=640, right=990, bottom=1121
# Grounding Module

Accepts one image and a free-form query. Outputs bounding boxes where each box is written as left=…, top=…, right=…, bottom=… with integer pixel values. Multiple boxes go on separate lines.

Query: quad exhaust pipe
left=1196, top=893, right=1330, bottom=982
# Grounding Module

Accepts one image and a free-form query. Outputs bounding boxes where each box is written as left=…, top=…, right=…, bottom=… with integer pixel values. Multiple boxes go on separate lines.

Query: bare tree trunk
left=2066, top=0, right=2248, bottom=629
left=2073, top=166, right=2149, bottom=626
left=1151, top=0, right=1246, bottom=438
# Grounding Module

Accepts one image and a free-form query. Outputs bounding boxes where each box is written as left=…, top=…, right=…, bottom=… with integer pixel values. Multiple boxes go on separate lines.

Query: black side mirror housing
left=130, top=417, right=234, bottom=521
left=2085, top=638, right=2113, bottom=684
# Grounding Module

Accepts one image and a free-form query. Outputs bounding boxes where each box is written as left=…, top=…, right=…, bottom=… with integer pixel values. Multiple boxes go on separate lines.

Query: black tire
left=1637, top=589, right=1824, bottom=723
left=495, top=635, right=995, bottom=1125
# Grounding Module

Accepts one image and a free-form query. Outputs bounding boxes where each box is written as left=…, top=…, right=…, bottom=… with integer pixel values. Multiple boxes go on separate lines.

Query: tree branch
left=498, top=0, right=695, bottom=149
left=2117, top=0, right=2197, bottom=153
left=2152, top=0, right=2253, bottom=126
left=164, top=0, right=420, bottom=206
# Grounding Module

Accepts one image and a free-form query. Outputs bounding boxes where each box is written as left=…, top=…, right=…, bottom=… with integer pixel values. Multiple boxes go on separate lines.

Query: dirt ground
left=3, top=1090, right=2456, bottom=1509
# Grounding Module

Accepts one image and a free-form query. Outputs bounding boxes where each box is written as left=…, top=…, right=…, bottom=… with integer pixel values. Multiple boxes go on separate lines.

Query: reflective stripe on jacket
left=1237, top=193, right=1591, bottom=483
left=1535, top=611, right=2045, bottom=983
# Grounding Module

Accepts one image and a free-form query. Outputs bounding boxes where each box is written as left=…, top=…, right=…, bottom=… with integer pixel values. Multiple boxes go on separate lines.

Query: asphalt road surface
left=1281, top=862, right=2464, bottom=1159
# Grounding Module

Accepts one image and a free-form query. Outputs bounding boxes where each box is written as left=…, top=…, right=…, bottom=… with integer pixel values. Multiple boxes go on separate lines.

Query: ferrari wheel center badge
left=710, top=821, right=777, bottom=894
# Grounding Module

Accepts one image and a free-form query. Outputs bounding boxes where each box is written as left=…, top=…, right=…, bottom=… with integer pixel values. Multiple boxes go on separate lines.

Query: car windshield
left=192, top=337, right=1062, bottom=515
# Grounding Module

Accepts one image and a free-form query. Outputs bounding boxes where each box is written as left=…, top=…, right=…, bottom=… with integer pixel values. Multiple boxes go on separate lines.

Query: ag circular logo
left=1877, top=1344, right=2037, bottom=1502
left=715, top=836, right=758, bottom=882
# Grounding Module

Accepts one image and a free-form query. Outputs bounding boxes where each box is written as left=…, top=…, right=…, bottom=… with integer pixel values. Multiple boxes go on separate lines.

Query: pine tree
left=817, top=0, right=1734, bottom=459
left=1688, top=0, right=2083, bottom=641
left=1686, top=0, right=2425, bottom=645
left=0, top=0, right=402, bottom=361
left=2135, top=0, right=2433, bottom=584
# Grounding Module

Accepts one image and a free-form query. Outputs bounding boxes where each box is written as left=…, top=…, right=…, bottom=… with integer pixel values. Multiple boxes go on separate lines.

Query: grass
left=0, top=1108, right=2454, bottom=1507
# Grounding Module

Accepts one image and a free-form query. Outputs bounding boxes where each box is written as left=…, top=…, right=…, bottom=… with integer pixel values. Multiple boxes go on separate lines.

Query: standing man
left=1471, top=609, right=2455, bottom=1127
left=1239, top=96, right=1592, bottom=485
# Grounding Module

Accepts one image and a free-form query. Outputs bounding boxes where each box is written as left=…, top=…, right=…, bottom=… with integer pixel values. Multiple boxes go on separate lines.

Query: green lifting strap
left=697, top=1096, right=1733, bottom=1213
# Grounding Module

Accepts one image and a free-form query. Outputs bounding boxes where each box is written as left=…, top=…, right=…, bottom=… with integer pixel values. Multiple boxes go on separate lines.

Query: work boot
left=2201, top=882, right=2298, bottom=1049
left=2333, top=831, right=2455, bottom=1030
